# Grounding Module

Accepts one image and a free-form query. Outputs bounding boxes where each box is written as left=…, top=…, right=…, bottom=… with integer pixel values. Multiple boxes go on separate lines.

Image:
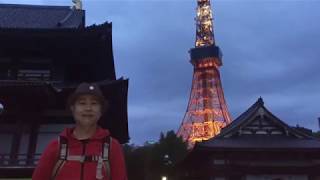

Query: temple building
left=178, top=98, right=320, bottom=180
left=0, top=2, right=128, bottom=178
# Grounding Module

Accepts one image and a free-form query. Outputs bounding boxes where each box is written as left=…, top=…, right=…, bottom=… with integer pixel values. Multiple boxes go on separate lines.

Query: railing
left=17, top=69, right=51, bottom=81
left=0, top=154, right=41, bottom=167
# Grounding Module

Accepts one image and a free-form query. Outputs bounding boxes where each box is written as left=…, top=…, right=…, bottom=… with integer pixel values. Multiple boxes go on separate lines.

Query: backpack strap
left=51, top=136, right=68, bottom=180
left=51, top=136, right=112, bottom=180
left=96, top=136, right=112, bottom=180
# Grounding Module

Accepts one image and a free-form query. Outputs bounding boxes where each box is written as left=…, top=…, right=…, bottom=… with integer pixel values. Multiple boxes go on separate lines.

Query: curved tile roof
left=0, top=4, right=84, bottom=29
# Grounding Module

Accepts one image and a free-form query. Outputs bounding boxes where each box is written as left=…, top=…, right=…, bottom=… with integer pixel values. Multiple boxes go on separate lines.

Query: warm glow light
left=0, top=102, right=3, bottom=114
left=161, top=176, right=167, bottom=180
left=177, top=0, right=232, bottom=149
left=189, top=121, right=226, bottom=143
left=195, top=0, right=214, bottom=47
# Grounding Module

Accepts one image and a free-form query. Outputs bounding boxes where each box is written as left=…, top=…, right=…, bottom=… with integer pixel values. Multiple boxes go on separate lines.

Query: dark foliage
left=313, top=131, right=320, bottom=138
left=123, top=130, right=188, bottom=180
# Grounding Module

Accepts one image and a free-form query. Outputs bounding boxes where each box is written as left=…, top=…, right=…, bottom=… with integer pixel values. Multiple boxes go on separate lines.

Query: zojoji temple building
left=0, top=2, right=129, bottom=179
left=178, top=98, right=320, bottom=180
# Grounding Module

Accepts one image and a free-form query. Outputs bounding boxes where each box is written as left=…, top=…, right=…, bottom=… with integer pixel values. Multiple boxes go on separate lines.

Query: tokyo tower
left=177, top=0, right=231, bottom=147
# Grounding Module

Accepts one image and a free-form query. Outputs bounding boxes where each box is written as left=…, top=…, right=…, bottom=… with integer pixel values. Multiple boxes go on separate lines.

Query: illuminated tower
left=177, top=0, right=231, bottom=147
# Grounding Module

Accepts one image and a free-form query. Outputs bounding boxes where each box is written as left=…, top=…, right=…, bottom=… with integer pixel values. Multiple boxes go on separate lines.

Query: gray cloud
left=6, top=0, right=320, bottom=144
left=218, top=1, right=320, bottom=133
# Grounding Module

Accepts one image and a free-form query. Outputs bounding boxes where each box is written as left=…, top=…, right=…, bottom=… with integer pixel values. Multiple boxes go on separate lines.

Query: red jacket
left=32, top=127, right=127, bottom=180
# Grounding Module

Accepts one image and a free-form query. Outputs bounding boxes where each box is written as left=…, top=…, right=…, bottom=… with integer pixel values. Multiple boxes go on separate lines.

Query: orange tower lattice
left=177, top=0, right=231, bottom=147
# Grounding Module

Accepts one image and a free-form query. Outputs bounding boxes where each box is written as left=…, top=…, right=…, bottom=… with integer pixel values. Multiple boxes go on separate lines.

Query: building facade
left=179, top=98, right=320, bottom=180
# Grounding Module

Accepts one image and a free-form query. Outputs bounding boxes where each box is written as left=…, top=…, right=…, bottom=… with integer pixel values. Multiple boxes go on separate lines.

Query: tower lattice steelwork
left=177, top=0, right=231, bottom=147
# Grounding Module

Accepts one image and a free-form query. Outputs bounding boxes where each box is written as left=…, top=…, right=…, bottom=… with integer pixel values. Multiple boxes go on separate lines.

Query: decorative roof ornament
left=72, top=0, right=82, bottom=10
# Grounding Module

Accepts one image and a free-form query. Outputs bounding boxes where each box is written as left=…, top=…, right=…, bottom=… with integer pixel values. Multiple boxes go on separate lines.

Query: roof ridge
left=0, top=3, right=71, bottom=10
left=216, top=97, right=263, bottom=137
left=0, top=4, right=84, bottom=29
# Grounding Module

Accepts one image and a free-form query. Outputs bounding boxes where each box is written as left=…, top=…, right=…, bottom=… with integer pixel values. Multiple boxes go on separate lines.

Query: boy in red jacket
left=32, top=83, right=127, bottom=180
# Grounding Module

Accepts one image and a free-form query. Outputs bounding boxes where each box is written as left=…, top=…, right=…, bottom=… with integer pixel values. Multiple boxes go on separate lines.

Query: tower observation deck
left=177, top=0, right=232, bottom=147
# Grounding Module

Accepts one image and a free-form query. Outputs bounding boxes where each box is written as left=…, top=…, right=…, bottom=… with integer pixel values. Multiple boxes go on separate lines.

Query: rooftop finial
left=258, top=96, right=264, bottom=105
left=72, top=0, right=82, bottom=10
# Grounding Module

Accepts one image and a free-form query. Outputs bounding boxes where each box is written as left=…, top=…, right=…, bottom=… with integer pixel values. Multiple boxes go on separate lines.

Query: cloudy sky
left=3, top=0, right=320, bottom=144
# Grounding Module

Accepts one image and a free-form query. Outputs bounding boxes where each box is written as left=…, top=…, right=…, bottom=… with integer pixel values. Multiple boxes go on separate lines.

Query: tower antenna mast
left=177, top=0, right=232, bottom=148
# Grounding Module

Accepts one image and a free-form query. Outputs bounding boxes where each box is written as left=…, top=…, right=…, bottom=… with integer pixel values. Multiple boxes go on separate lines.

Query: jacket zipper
left=80, top=140, right=88, bottom=180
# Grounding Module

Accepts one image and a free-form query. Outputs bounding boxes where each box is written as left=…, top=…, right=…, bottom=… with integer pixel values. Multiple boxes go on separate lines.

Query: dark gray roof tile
left=198, top=135, right=320, bottom=149
left=195, top=98, right=320, bottom=150
left=0, top=4, right=84, bottom=29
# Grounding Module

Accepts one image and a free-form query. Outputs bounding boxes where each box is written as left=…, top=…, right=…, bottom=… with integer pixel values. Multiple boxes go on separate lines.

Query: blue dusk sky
left=2, top=0, right=320, bottom=144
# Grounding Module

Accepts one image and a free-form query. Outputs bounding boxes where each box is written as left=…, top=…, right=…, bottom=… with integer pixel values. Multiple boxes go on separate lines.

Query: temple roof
left=198, top=134, right=320, bottom=149
left=0, top=22, right=115, bottom=82
left=0, top=78, right=129, bottom=143
left=195, top=98, right=320, bottom=150
left=0, top=4, right=84, bottom=29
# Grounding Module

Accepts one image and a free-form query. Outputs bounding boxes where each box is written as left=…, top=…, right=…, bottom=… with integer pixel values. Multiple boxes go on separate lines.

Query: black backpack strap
left=51, top=136, right=68, bottom=180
